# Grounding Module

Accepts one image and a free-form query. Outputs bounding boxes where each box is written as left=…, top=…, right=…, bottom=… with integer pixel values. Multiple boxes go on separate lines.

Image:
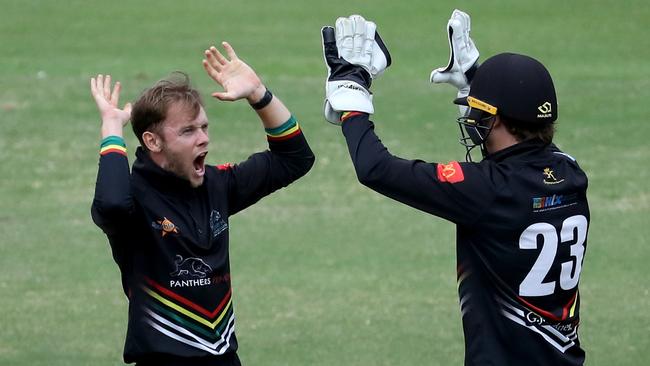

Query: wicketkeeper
left=322, top=11, right=590, bottom=365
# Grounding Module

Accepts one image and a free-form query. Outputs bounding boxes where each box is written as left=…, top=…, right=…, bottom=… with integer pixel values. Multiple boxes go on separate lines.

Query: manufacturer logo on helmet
left=468, top=96, right=497, bottom=115
left=537, top=102, right=552, bottom=118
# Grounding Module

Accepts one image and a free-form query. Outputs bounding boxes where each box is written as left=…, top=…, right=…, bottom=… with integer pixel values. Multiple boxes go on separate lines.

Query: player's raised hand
left=90, top=74, right=132, bottom=127
left=202, top=42, right=263, bottom=102
left=321, top=14, right=391, bottom=124
left=430, top=9, right=479, bottom=94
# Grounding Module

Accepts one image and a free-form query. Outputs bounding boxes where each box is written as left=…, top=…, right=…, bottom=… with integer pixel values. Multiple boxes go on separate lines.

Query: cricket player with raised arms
left=90, top=42, right=314, bottom=365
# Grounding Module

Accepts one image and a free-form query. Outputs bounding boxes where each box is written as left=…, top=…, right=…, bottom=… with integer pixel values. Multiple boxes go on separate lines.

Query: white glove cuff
left=325, top=80, right=374, bottom=118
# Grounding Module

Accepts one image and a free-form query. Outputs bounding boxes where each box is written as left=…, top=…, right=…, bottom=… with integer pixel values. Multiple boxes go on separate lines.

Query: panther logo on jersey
left=170, top=255, right=212, bottom=279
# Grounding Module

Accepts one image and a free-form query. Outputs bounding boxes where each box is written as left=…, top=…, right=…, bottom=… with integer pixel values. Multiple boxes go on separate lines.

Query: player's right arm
left=89, top=74, right=135, bottom=234
left=322, top=15, right=494, bottom=226
left=341, top=112, right=494, bottom=225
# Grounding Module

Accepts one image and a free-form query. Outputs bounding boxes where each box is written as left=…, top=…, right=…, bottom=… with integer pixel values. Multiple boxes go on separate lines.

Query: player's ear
left=142, top=131, right=163, bottom=152
left=491, top=115, right=503, bottom=128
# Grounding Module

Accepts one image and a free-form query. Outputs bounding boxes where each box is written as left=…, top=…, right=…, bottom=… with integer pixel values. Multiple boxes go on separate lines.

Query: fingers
left=103, top=75, right=112, bottom=99
left=123, top=102, right=133, bottom=117
left=91, top=74, right=109, bottom=105
left=202, top=55, right=221, bottom=81
left=211, top=91, right=235, bottom=101
left=374, top=31, right=391, bottom=67
left=90, top=74, right=121, bottom=100
left=335, top=17, right=353, bottom=53
left=111, top=81, right=121, bottom=107
left=222, top=42, right=238, bottom=61
left=90, top=76, right=98, bottom=97
left=430, top=69, right=452, bottom=84
left=207, top=44, right=231, bottom=66
left=96, top=74, right=105, bottom=97
left=322, top=26, right=335, bottom=44
left=362, top=21, right=376, bottom=58
left=321, top=26, right=339, bottom=65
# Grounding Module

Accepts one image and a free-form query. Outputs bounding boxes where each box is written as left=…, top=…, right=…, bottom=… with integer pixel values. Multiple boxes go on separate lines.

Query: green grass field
left=1, top=0, right=649, bottom=365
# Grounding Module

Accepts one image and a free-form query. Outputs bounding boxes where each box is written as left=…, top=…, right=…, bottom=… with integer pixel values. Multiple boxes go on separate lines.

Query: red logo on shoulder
left=216, top=163, right=233, bottom=171
left=437, top=161, right=465, bottom=183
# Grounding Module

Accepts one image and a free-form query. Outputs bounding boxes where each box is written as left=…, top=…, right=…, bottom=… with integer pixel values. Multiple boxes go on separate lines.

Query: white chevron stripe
left=146, top=320, right=222, bottom=355
left=501, top=310, right=574, bottom=353
left=497, top=296, right=576, bottom=352
left=145, top=308, right=235, bottom=353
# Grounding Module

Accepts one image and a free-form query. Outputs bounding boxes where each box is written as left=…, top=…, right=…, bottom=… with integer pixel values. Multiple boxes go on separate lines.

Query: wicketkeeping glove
left=430, top=9, right=479, bottom=112
left=322, top=15, right=392, bottom=124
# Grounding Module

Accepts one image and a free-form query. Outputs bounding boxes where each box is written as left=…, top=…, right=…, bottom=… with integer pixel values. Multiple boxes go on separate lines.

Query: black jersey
left=92, top=127, right=314, bottom=365
left=341, top=113, right=589, bottom=365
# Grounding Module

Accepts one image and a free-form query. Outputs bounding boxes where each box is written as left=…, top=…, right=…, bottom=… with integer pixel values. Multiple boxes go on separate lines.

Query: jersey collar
left=484, top=138, right=551, bottom=163
left=132, top=147, right=200, bottom=194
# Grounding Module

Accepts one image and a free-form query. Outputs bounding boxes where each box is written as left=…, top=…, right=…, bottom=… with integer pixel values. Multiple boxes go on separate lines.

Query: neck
left=484, top=117, right=520, bottom=155
left=146, top=149, right=168, bottom=170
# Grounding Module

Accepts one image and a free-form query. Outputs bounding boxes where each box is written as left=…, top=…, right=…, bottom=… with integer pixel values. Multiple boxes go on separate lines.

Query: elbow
left=294, top=150, right=316, bottom=179
left=91, top=196, right=131, bottom=222
left=354, top=160, right=384, bottom=188
left=305, top=152, right=316, bottom=174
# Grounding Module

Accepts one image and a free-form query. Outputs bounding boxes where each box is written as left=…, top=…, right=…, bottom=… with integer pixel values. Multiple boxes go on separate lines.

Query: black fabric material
left=92, top=132, right=314, bottom=364
left=135, top=351, right=241, bottom=366
left=341, top=113, right=589, bottom=366
left=466, top=53, right=558, bottom=124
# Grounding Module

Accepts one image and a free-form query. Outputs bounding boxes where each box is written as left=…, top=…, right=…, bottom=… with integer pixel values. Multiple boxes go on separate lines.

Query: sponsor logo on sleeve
left=437, top=161, right=465, bottom=183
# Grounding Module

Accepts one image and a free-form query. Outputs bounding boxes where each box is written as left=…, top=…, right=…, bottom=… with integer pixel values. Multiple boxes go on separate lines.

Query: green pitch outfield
left=0, top=0, right=648, bottom=364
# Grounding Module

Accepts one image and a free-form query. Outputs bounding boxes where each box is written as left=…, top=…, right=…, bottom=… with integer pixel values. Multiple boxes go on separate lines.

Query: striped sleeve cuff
left=100, top=135, right=127, bottom=156
left=265, top=115, right=302, bottom=142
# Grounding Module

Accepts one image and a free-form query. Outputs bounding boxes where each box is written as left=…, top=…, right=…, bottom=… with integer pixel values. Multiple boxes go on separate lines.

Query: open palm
left=202, top=42, right=262, bottom=101
left=90, top=74, right=132, bottom=126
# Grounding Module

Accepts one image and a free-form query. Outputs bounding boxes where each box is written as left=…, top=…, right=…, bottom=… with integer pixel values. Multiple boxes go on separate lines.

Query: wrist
left=100, top=135, right=127, bottom=156
left=247, top=84, right=267, bottom=104
left=101, top=120, right=124, bottom=138
left=249, top=87, right=273, bottom=110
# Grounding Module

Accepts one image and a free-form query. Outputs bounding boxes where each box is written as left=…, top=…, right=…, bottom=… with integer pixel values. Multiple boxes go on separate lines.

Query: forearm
left=91, top=136, right=133, bottom=230
left=341, top=113, right=395, bottom=185
left=228, top=121, right=314, bottom=215
left=247, top=85, right=292, bottom=129
left=101, top=120, right=124, bottom=139
left=341, top=113, right=441, bottom=212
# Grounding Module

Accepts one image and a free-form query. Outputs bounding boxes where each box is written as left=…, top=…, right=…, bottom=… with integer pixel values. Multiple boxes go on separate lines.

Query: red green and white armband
left=100, top=135, right=127, bottom=156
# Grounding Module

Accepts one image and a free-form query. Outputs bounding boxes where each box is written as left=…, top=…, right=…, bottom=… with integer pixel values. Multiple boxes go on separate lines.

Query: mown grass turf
left=1, top=0, right=648, bottom=365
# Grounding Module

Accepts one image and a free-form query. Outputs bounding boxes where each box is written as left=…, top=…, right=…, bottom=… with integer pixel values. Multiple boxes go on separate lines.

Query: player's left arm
left=202, top=42, right=315, bottom=214
left=89, top=74, right=135, bottom=234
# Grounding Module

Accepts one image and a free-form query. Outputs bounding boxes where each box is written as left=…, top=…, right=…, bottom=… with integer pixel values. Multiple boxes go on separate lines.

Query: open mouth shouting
left=193, top=151, right=208, bottom=178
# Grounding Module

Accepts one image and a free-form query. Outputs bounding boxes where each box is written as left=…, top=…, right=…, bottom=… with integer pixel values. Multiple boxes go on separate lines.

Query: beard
left=161, top=145, right=205, bottom=188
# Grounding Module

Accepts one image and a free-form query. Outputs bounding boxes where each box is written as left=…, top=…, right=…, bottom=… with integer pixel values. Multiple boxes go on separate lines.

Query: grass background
left=1, top=0, right=649, bottom=364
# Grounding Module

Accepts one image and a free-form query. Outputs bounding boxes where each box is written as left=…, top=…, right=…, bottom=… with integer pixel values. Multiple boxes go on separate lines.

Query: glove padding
left=322, top=15, right=391, bottom=124
left=430, top=9, right=479, bottom=99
